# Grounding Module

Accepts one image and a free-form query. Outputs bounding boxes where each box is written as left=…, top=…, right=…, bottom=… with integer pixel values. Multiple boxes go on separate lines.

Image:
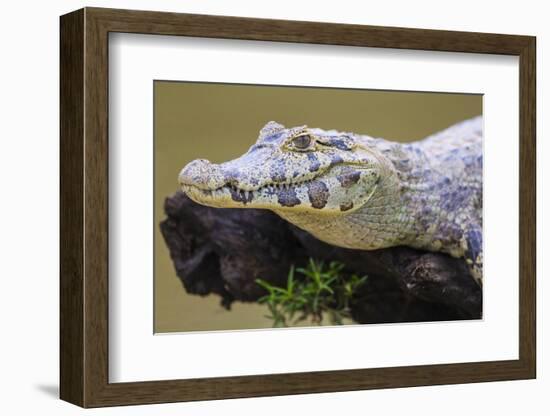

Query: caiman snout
left=180, top=150, right=268, bottom=191
left=178, top=159, right=225, bottom=189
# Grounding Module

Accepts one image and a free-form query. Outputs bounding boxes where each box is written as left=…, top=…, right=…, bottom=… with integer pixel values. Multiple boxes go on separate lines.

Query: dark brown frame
left=60, top=7, right=536, bottom=408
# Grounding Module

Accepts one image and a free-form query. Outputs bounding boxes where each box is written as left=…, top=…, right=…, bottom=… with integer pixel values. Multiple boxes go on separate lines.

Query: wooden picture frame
left=60, top=7, right=536, bottom=408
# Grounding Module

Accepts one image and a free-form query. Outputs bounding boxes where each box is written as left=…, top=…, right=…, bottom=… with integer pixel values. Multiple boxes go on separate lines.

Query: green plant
left=255, top=259, right=367, bottom=328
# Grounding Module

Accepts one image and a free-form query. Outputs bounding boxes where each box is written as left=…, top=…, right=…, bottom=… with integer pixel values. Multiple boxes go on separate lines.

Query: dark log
left=160, top=191, right=481, bottom=322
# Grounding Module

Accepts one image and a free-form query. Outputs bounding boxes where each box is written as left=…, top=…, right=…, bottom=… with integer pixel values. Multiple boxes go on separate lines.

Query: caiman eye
left=292, top=134, right=313, bottom=150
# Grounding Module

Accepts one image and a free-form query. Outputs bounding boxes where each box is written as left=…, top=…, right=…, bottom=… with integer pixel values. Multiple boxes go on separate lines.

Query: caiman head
left=179, top=121, right=384, bottom=216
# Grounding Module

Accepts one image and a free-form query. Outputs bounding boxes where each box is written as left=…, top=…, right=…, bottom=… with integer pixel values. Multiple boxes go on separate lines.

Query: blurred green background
left=154, top=81, right=482, bottom=333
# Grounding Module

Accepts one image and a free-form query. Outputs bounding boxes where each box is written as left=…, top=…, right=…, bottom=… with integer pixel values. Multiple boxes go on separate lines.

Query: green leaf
left=255, top=258, right=368, bottom=327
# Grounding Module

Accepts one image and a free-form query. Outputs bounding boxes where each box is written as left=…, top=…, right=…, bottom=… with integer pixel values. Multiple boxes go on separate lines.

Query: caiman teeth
left=184, top=176, right=319, bottom=196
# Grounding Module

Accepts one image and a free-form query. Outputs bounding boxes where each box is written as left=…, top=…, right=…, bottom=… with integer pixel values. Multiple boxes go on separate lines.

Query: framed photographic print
left=60, top=7, right=536, bottom=408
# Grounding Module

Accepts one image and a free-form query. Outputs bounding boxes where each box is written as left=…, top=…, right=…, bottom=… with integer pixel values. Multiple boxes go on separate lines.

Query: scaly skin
left=179, top=117, right=483, bottom=284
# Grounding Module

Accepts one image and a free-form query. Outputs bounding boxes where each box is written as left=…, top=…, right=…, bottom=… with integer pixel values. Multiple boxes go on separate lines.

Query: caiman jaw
left=180, top=171, right=326, bottom=208
left=181, top=179, right=320, bottom=208
left=180, top=162, right=380, bottom=214
left=178, top=155, right=327, bottom=208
